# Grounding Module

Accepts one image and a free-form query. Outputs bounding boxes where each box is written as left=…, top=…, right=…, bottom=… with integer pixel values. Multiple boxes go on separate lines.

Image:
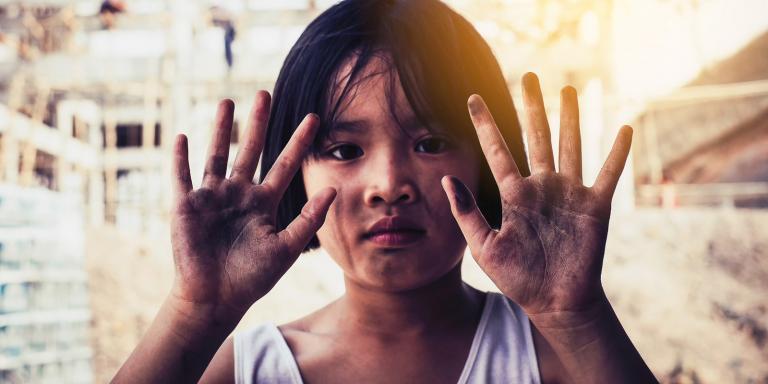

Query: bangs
left=311, top=47, right=455, bottom=153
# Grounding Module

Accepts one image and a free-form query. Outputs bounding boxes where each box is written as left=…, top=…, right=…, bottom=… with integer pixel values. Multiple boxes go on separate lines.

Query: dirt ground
left=85, top=207, right=768, bottom=383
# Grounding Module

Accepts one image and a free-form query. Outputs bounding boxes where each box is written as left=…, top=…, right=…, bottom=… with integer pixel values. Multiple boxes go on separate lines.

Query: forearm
left=112, top=294, right=245, bottom=384
left=528, top=292, right=657, bottom=384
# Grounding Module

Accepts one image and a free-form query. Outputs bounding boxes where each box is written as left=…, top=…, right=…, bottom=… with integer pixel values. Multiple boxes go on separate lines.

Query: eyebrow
left=330, top=115, right=429, bottom=134
left=330, top=119, right=370, bottom=134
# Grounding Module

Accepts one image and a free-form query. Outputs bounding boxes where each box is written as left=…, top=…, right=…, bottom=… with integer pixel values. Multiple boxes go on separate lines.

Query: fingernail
left=299, top=114, right=317, bottom=130
left=468, top=95, right=484, bottom=116
left=522, top=73, right=542, bottom=97
left=448, top=176, right=473, bottom=214
left=561, top=85, right=576, bottom=98
left=221, top=99, right=235, bottom=110
left=522, top=72, right=539, bottom=87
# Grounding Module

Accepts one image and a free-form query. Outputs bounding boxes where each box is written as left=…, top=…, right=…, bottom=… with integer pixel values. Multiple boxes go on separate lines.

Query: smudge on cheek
left=334, top=191, right=353, bottom=265
left=316, top=184, right=356, bottom=272
left=420, top=174, right=455, bottom=223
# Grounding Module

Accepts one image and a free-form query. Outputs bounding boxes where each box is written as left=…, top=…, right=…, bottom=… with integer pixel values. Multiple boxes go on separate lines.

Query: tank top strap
left=458, top=292, right=542, bottom=384
left=234, top=323, right=304, bottom=384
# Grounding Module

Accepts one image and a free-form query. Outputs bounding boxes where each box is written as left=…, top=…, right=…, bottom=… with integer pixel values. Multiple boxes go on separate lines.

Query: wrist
left=526, top=292, right=611, bottom=331
left=168, top=277, right=250, bottom=325
left=522, top=283, right=611, bottom=329
left=526, top=292, right=657, bottom=383
left=526, top=291, right=622, bottom=358
left=162, top=292, right=246, bottom=346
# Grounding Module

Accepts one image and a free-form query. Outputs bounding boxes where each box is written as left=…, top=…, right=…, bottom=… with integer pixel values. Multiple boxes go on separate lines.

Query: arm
left=442, top=73, right=656, bottom=384
left=112, top=93, right=336, bottom=383
left=112, top=296, right=241, bottom=383
left=529, top=292, right=655, bottom=384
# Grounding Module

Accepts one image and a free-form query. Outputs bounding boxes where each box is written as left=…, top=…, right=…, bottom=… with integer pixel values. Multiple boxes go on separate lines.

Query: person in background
left=210, top=4, right=237, bottom=71
left=99, top=0, right=126, bottom=30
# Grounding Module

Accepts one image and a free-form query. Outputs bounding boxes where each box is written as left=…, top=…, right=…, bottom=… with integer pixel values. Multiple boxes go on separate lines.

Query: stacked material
left=0, top=185, right=92, bottom=384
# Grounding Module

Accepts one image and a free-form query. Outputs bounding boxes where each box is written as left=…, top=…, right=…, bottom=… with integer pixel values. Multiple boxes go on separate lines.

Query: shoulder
left=277, top=301, right=345, bottom=370
left=229, top=302, right=341, bottom=384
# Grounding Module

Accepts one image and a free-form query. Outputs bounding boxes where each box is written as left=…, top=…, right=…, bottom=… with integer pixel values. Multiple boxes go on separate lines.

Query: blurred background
left=0, top=0, right=766, bottom=382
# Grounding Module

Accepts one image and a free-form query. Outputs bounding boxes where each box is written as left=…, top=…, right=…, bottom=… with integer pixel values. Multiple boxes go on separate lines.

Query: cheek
left=315, top=192, right=345, bottom=254
left=302, top=163, right=359, bottom=261
left=421, top=155, right=481, bottom=202
left=302, top=162, right=357, bottom=203
left=302, top=162, right=329, bottom=197
left=425, top=155, right=480, bottom=233
left=417, top=158, right=477, bottom=231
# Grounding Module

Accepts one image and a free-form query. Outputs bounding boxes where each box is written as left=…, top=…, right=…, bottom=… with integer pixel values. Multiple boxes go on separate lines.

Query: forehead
left=328, top=53, right=424, bottom=132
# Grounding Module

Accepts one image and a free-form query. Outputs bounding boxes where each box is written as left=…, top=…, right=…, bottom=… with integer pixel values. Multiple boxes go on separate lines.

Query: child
left=115, top=1, right=656, bottom=383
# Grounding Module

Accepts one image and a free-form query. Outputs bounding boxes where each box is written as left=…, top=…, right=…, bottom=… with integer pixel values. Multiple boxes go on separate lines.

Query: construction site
left=0, top=0, right=766, bottom=383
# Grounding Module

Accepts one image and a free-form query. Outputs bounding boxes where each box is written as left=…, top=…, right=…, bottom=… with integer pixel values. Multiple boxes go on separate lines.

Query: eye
left=328, top=144, right=363, bottom=160
left=415, top=137, right=449, bottom=154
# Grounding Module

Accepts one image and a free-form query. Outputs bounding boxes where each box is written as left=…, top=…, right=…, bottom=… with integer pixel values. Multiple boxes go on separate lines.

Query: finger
left=279, top=187, right=337, bottom=256
left=522, top=72, right=556, bottom=174
left=441, top=176, right=493, bottom=257
left=593, top=125, right=633, bottom=197
left=202, top=99, right=235, bottom=188
left=230, top=91, right=271, bottom=181
left=467, top=94, right=521, bottom=185
left=558, top=86, right=582, bottom=181
left=172, top=134, right=193, bottom=201
left=262, top=113, right=319, bottom=197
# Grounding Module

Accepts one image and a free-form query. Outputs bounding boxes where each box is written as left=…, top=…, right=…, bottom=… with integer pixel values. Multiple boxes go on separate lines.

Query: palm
left=172, top=182, right=280, bottom=310
left=168, top=95, right=335, bottom=315
left=485, top=173, right=610, bottom=313
left=444, top=73, right=632, bottom=315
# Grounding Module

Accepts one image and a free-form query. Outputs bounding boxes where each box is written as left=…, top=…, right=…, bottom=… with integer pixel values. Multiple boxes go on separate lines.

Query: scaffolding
left=0, top=2, right=322, bottom=382
left=0, top=184, right=92, bottom=383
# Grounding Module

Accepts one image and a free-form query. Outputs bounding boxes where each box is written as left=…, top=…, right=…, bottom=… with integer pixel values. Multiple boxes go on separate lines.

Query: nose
left=363, top=154, right=418, bottom=207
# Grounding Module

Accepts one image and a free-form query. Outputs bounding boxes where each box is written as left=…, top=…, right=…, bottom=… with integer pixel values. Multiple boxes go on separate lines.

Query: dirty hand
left=442, top=73, right=632, bottom=316
left=169, top=92, right=335, bottom=317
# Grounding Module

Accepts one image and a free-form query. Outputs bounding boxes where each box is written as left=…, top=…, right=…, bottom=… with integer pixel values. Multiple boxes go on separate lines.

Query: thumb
left=441, top=176, right=493, bottom=258
left=279, top=187, right=337, bottom=256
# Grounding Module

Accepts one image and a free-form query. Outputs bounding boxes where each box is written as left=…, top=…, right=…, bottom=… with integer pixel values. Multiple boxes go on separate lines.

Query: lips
left=363, top=216, right=426, bottom=247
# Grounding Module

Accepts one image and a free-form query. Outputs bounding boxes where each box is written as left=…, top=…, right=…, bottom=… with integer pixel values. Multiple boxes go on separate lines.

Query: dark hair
left=260, top=0, right=530, bottom=250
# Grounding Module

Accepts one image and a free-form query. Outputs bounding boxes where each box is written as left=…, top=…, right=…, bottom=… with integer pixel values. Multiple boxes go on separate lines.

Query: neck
left=335, top=263, right=485, bottom=338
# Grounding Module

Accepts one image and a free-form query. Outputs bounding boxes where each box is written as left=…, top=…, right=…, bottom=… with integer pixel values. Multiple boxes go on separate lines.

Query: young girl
left=115, top=1, right=656, bottom=383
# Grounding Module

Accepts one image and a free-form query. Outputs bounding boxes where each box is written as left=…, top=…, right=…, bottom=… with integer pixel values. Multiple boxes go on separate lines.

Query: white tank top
left=234, top=292, right=542, bottom=383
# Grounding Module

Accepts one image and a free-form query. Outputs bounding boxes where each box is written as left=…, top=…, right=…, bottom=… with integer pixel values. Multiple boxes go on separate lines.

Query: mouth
left=363, top=228, right=427, bottom=247
left=363, top=216, right=426, bottom=247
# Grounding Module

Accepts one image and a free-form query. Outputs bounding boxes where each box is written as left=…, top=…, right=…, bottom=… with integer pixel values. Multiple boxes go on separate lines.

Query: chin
left=350, top=255, right=462, bottom=293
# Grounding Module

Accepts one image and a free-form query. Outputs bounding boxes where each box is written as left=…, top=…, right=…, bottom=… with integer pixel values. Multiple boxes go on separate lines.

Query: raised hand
left=442, top=73, right=632, bottom=316
left=170, top=92, right=336, bottom=317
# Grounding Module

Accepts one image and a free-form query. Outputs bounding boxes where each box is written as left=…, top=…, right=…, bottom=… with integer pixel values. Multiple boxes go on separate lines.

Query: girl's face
left=302, top=58, right=480, bottom=292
